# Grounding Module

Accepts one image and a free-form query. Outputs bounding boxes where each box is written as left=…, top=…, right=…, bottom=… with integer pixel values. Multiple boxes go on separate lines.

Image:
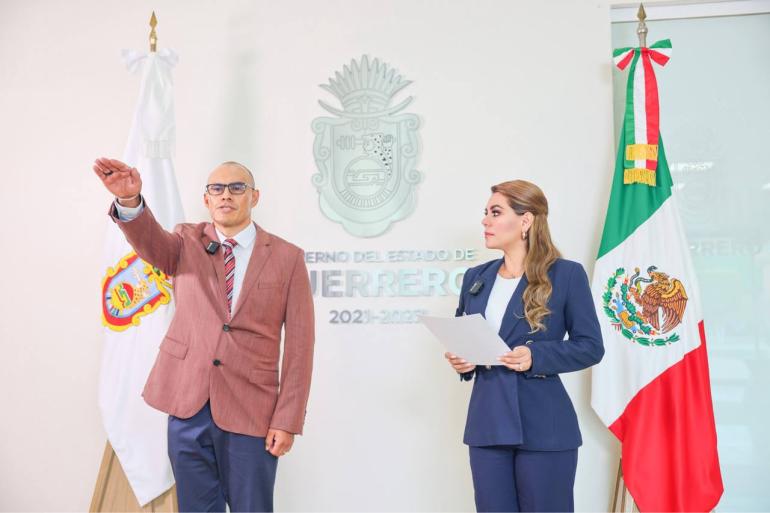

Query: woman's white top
left=484, top=274, right=521, bottom=334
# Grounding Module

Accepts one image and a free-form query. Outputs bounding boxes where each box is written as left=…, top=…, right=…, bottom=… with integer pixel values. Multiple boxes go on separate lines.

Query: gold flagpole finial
left=149, top=11, right=158, bottom=52
left=636, top=3, right=648, bottom=48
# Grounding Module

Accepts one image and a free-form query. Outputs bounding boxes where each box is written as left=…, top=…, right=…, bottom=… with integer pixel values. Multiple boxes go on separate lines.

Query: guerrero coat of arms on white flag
left=98, top=48, right=183, bottom=506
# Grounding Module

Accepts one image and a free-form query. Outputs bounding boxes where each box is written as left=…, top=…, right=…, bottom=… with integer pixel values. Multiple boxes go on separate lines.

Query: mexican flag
left=590, top=40, right=723, bottom=512
left=98, top=48, right=183, bottom=505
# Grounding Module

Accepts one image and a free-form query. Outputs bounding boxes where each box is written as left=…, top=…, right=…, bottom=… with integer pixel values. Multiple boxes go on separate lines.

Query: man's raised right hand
left=93, top=157, right=143, bottom=207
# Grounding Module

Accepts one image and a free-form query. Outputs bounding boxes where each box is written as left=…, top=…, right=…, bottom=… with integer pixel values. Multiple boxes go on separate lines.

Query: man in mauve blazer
left=94, top=157, right=314, bottom=512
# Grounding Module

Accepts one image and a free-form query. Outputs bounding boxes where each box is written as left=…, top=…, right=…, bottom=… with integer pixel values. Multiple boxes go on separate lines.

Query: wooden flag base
left=611, top=459, right=639, bottom=512
left=90, top=441, right=178, bottom=512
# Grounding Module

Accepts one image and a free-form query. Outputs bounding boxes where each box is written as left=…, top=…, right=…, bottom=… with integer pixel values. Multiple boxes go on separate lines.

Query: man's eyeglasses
left=205, top=182, right=255, bottom=195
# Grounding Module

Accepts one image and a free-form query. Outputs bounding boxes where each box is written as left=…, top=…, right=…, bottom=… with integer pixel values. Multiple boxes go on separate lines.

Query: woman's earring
left=522, top=230, right=528, bottom=240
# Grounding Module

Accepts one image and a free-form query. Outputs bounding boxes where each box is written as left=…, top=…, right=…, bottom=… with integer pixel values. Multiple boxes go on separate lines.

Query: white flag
left=98, top=48, right=183, bottom=506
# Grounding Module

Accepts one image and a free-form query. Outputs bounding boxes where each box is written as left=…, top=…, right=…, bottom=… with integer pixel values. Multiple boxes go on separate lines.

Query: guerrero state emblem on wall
left=312, top=56, right=422, bottom=237
left=602, top=265, right=689, bottom=346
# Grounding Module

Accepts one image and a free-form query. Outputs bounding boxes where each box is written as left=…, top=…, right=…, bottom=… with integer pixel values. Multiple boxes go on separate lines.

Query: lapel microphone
left=205, top=241, right=221, bottom=255
left=469, top=279, right=485, bottom=296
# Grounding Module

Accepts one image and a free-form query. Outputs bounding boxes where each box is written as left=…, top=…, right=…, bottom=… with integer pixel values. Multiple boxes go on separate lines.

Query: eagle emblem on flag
left=602, top=265, right=688, bottom=346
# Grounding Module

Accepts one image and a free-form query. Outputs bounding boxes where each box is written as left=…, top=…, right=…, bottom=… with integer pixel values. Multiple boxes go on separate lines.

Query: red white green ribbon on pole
left=613, top=39, right=672, bottom=186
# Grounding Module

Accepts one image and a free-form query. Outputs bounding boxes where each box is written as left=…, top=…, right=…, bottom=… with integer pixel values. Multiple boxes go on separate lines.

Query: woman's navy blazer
left=457, top=258, right=604, bottom=450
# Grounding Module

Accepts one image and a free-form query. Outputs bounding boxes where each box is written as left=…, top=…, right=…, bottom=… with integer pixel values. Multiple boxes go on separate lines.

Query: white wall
left=0, top=0, right=656, bottom=510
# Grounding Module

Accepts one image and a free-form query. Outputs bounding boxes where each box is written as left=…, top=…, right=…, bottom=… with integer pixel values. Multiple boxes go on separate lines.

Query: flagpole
left=91, top=10, right=179, bottom=511
left=149, top=11, right=158, bottom=52
left=636, top=3, right=648, bottom=48
left=609, top=4, right=648, bottom=512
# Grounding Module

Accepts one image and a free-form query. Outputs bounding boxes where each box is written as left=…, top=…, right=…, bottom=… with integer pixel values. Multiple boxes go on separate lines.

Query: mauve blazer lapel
left=231, top=223, right=272, bottom=318
left=201, top=223, right=228, bottom=317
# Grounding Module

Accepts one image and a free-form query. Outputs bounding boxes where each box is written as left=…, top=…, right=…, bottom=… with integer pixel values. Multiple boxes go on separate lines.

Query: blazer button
left=212, top=359, right=222, bottom=366
left=223, top=324, right=230, bottom=332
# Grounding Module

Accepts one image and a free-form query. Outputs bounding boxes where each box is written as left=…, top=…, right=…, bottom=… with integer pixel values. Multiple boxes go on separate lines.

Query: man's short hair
left=221, top=161, right=255, bottom=187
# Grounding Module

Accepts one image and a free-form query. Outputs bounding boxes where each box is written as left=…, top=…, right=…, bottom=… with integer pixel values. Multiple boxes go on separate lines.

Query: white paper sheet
left=420, top=314, right=511, bottom=365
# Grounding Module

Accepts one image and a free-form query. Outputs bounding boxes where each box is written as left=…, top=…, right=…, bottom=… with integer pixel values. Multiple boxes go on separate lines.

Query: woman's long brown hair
left=491, top=180, right=561, bottom=332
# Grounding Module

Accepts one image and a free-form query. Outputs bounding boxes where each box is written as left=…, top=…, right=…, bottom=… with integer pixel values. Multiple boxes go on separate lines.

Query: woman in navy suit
left=445, top=180, right=604, bottom=512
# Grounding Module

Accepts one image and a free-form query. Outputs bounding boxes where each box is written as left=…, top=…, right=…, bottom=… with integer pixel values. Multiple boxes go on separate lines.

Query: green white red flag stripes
left=98, top=48, right=184, bottom=505
left=613, top=39, right=672, bottom=187
left=590, top=41, right=723, bottom=512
